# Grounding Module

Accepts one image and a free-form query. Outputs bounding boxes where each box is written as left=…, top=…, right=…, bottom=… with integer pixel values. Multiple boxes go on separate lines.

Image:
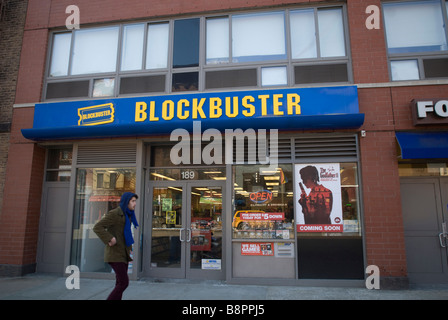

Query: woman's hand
left=108, top=237, right=117, bottom=246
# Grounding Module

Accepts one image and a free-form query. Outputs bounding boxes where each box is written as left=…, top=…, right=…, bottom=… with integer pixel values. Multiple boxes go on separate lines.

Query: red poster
left=295, top=163, right=344, bottom=233
left=191, top=230, right=211, bottom=251
left=241, top=242, right=274, bottom=256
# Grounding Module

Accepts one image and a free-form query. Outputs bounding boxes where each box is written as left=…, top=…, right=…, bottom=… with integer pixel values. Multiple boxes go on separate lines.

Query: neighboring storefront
left=396, top=98, right=448, bottom=284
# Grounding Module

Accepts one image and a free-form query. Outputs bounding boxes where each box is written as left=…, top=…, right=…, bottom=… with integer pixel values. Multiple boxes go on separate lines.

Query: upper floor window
left=44, top=6, right=350, bottom=101
left=290, top=8, right=346, bottom=59
left=232, top=11, right=287, bottom=63
left=383, top=0, right=448, bottom=81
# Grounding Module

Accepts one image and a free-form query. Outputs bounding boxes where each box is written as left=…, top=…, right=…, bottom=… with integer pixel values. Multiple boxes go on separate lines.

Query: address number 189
left=181, top=170, right=195, bottom=180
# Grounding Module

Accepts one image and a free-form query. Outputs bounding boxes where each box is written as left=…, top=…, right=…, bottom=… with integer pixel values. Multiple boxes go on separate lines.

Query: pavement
left=1, top=273, right=448, bottom=300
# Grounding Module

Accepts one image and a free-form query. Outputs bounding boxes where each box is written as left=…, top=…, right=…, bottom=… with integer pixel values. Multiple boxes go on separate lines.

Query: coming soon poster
left=295, top=163, right=343, bottom=232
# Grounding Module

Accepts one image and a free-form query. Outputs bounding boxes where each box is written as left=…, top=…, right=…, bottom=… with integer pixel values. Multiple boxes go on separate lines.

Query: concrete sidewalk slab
left=1, top=273, right=448, bottom=300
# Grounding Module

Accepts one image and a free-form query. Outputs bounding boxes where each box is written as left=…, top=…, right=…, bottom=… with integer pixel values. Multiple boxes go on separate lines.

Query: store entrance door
left=146, top=180, right=225, bottom=280
left=400, top=177, right=448, bottom=284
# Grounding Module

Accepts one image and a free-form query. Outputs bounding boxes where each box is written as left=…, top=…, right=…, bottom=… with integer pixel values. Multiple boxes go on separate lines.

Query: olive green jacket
left=93, top=206, right=133, bottom=263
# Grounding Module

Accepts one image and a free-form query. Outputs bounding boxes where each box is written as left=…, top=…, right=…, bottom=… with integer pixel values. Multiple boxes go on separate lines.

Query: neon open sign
left=249, top=190, right=273, bottom=204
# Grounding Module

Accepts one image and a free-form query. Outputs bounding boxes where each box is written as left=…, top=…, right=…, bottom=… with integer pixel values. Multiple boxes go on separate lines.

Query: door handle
left=439, top=222, right=447, bottom=248
left=186, top=229, right=191, bottom=243
left=439, top=233, right=447, bottom=248
left=179, top=228, right=185, bottom=242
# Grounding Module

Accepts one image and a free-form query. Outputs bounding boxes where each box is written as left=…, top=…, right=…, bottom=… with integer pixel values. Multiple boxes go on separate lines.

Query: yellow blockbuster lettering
left=242, top=96, right=255, bottom=117
left=209, top=97, right=222, bottom=118
left=225, top=96, right=238, bottom=118
left=162, top=100, right=174, bottom=120
left=273, top=94, right=284, bottom=116
left=287, top=93, right=301, bottom=115
left=149, top=101, right=159, bottom=121
left=258, top=95, right=269, bottom=116
left=135, top=102, right=147, bottom=122
left=177, top=99, right=190, bottom=120
left=192, top=98, right=206, bottom=119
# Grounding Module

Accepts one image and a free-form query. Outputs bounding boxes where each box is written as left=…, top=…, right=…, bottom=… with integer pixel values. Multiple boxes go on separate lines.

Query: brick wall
left=0, top=107, right=45, bottom=275
left=359, top=130, right=407, bottom=279
left=0, top=0, right=28, bottom=220
left=347, top=0, right=389, bottom=84
left=0, top=0, right=48, bottom=275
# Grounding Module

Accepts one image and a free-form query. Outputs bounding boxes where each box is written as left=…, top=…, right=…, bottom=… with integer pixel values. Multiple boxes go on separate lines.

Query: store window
left=71, top=26, right=120, bottom=75
left=296, top=162, right=364, bottom=279
left=206, top=17, right=229, bottom=64
left=150, top=145, right=225, bottom=167
left=290, top=8, right=346, bottom=59
left=398, top=162, right=448, bottom=177
left=261, top=66, right=288, bottom=87
left=232, top=165, right=294, bottom=240
left=121, top=24, right=145, bottom=71
left=232, top=12, right=286, bottom=63
left=383, top=0, right=448, bottom=81
left=70, top=168, right=136, bottom=272
left=49, top=33, right=71, bottom=77
left=146, top=22, right=170, bottom=70
left=173, top=19, right=200, bottom=68
left=45, top=147, right=72, bottom=181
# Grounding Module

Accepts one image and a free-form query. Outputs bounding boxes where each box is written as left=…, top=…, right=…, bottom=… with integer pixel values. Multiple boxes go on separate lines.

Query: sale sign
left=241, top=243, right=274, bottom=256
left=240, top=212, right=285, bottom=221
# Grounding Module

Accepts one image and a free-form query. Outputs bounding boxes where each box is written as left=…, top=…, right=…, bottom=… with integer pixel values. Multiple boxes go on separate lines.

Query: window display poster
left=241, top=242, right=274, bottom=256
left=166, top=211, right=176, bottom=224
left=295, top=163, right=343, bottom=232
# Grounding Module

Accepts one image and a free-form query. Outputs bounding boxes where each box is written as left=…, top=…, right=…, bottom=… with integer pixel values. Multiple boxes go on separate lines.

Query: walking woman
left=93, top=192, right=139, bottom=300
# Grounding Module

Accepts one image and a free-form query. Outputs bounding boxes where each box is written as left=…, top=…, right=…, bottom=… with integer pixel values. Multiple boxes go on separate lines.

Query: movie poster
left=295, top=163, right=343, bottom=232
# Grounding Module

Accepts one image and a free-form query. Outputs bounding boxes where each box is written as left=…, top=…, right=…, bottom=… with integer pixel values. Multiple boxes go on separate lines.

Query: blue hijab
left=119, top=192, right=139, bottom=247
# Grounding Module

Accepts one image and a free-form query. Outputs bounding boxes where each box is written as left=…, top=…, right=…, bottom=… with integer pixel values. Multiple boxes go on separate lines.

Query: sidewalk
left=1, top=273, right=448, bottom=300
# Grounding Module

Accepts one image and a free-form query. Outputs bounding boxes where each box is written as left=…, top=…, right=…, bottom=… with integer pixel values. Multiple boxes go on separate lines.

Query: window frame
left=43, top=4, right=352, bottom=101
left=382, top=0, right=448, bottom=81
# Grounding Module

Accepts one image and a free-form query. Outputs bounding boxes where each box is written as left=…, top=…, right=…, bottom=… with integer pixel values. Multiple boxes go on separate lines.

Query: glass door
left=147, top=180, right=225, bottom=279
left=187, top=183, right=224, bottom=279
left=149, top=184, right=185, bottom=278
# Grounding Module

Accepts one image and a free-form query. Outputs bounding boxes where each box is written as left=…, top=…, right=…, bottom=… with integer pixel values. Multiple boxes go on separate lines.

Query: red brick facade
left=1, top=0, right=446, bottom=283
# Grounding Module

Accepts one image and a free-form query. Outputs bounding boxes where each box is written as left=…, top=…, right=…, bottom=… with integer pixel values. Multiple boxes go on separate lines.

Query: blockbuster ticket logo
left=78, top=103, right=115, bottom=126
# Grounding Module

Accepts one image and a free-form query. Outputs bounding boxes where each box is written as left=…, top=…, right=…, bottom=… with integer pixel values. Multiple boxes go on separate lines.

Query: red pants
left=107, top=262, right=129, bottom=300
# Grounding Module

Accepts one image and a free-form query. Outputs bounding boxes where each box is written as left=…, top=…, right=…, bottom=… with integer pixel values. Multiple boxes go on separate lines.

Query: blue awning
left=22, top=113, right=365, bottom=141
left=396, top=132, right=448, bottom=159
left=21, top=86, right=365, bottom=141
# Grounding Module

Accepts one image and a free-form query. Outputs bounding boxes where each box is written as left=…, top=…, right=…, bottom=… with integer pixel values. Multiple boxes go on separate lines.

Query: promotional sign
left=239, top=212, right=285, bottom=221
left=22, top=86, right=363, bottom=141
left=241, top=243, right=274, bottom=256
left=295, top=163, right=343, bottom=232
left=191, top=230, right=211, bottom=252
